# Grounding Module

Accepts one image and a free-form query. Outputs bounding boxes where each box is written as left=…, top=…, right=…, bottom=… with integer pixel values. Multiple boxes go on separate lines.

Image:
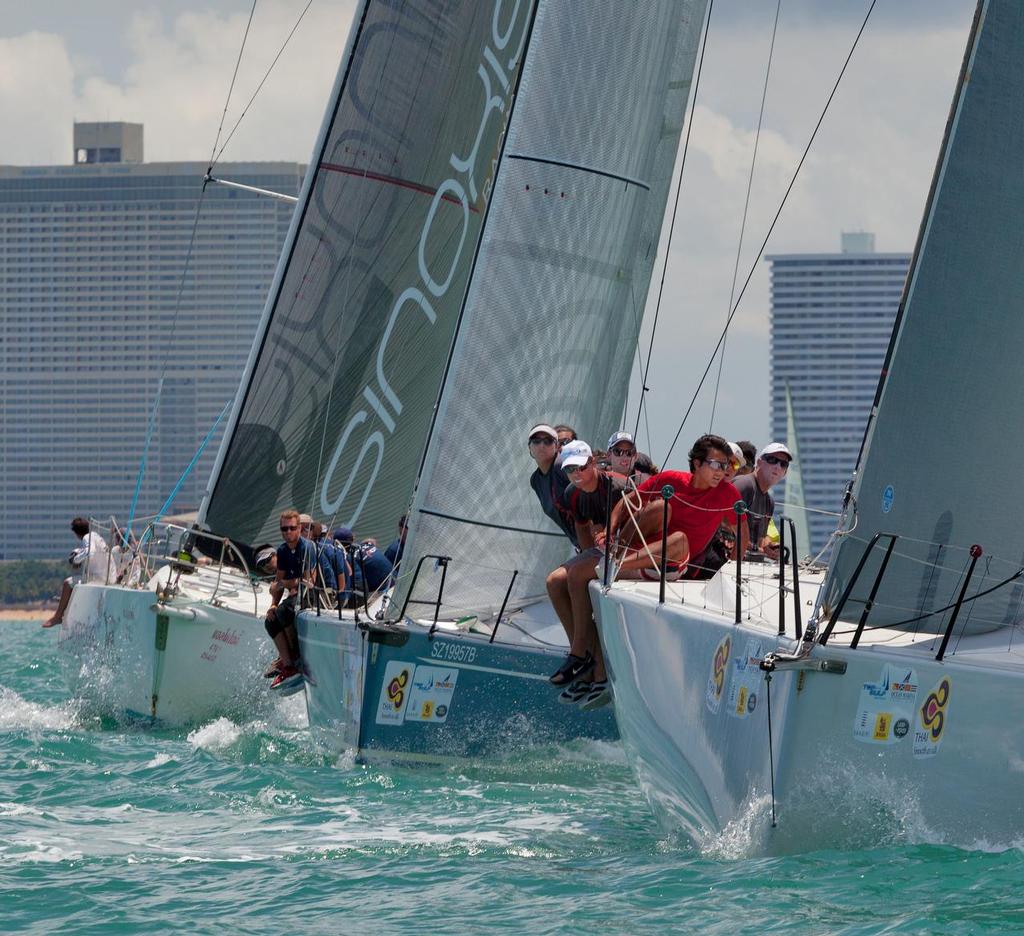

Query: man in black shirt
left=734, top=442, right=792, bottom=558
left=527, top=423, right=577, bottom=546
left=545, top=441, right=624, bottom=711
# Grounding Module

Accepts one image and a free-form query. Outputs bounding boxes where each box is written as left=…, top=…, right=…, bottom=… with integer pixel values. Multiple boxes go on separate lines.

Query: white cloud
left=0, top=31, right=76, bottom=164
left=1, top=1, right=356, bottom=167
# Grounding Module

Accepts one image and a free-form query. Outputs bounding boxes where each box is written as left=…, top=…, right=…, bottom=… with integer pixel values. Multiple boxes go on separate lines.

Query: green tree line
left=0, top=560, right=67, bottom=606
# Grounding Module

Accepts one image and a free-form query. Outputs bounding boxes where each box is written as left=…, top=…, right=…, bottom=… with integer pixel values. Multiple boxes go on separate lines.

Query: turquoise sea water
left=3, top=621, right=1024, bottom=934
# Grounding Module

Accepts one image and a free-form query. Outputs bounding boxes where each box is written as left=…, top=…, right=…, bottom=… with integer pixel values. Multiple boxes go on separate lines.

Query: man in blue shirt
left=301, top=514, right=348, bottom=605
left=265, top=509, right=317, bottom=693
left=384, top=514, right=407, bottom=575
left=334, top=526, right=393, bottom=603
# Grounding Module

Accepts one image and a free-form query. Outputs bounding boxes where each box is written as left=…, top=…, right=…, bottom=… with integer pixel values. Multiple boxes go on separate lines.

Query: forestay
left=397, top=0, right=709, bottom=618
left=201, top=0, right=535, bottom=548
left=822, top=0, right=1024, bottom=634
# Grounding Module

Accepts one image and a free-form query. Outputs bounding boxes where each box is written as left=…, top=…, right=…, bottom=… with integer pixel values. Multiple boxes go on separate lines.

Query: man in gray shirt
left=733, top=442, right=792, bottom=557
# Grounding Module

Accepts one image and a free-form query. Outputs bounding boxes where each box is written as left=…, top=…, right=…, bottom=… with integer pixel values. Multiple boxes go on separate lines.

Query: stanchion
left=659, top=485, right=674, bottom=604
left=734, top=501, right=747, bottom=624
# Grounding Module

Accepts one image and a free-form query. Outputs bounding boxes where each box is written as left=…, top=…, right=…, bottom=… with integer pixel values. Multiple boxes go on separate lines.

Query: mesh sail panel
left=823, top=1, right=1024, bottom=635
left=398, top=0, right=708, bottom=618
left=203, top=0, right=535, bottom=547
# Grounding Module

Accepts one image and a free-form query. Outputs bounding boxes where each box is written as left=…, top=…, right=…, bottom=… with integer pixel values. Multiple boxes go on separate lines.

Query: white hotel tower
left=766, top=232, right=910, bottom=553
left=0, top=123, right=302, bottom=559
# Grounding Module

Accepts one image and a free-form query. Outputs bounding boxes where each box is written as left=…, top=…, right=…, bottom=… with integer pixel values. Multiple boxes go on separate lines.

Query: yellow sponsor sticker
left=873, top=712, right=891, bottom=741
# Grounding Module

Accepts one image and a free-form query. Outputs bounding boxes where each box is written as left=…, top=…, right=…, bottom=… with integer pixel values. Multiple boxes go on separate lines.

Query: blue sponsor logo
left=882, top=485, right=894, bottom=514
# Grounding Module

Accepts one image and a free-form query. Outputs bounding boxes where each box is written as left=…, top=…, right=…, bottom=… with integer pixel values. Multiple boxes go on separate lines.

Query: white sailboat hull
left=594, top=567, right=1024, bottom=852
left=58, top=572, right=273, bottom=724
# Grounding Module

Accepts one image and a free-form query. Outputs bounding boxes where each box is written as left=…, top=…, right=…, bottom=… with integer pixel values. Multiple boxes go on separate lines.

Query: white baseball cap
left=758, top=442, right=793, bottom=462
left=729, top=442, right=744, bottom=463
left=607, top=430, right=635, bottom=450
left=560, top=440, right=593, bottom=469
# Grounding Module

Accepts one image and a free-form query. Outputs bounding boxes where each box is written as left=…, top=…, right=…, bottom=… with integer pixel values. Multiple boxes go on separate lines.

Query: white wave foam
left=699, top=791, right=773, bottom=860
left=0, top=686, right=77, bottom=731
left=144, top=752, right=175, bottom=769
left=0, top=802, right=46, bottom=818
left=187, top=717, right=242, bottom=751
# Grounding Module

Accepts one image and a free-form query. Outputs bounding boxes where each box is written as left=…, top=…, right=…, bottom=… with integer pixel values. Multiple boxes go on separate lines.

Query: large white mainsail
left=199, top=1, right=536, bottom=549
left=820, top=0, right=1023, bottom=635
left=397, top=0, right=709, bottom=617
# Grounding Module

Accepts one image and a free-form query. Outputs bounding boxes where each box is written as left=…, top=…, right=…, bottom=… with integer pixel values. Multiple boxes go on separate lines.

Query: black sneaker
left=558, top=678, right=592, bottom=705
left=549, top=651, right=594, bottom=686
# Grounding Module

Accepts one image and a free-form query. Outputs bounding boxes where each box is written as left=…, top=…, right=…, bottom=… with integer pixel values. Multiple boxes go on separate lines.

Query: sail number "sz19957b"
left=430, top=641, right=477, bottom=664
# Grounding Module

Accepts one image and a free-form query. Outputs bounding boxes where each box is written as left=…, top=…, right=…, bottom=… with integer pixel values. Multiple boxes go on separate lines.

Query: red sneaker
left=270, top=663, right=304, bottom=696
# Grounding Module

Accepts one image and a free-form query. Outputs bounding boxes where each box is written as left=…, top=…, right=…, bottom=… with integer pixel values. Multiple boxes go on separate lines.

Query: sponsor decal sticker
left=854, top=664, right=918, bottom=745
left=404, top=665, right=459, bottom=724
left=705, top=635, right=732, bottom=715
left=914, top=676, right=951, bottom=759
left=727, top=639, right=763, bottom=720
left=376, top=660, right=413, bottom=725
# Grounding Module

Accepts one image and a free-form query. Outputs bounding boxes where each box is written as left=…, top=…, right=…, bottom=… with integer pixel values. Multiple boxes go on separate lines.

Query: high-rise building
left=0, top=123, right=303, bottom=559
left=766, top=232, right=910, bottom=553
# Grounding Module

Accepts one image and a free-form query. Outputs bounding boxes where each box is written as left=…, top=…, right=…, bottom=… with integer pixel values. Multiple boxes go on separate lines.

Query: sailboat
left=594, top=0, right=1024, bottom=850
left=285, top=0, right=707, bottom=761
left=62, top=0, right=710, bottom=743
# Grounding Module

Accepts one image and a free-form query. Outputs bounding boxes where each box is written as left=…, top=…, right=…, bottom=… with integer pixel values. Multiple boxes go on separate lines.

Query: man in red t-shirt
left=609, top=434, right=748, bottom=579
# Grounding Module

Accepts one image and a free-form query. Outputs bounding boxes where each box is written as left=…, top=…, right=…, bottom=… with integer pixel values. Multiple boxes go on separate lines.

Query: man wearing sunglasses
left=605, top=430, right=655, bottom=486
left=264, top=508, right=318, bottom=694
left=528, top=423, right=577, bottom=546
left=734, top=442, right=792, bottom=559
left=546, top=440, right=627, bottom=710
left=609, top=433, right=747, bottom=582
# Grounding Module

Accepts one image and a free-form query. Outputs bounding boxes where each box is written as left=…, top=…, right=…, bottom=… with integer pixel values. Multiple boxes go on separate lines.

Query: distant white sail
left=398, top=0, right=709, bottom=616
left=822, top=0, right=1024, bottom=634
left=783, top=381, right=811, bottom=560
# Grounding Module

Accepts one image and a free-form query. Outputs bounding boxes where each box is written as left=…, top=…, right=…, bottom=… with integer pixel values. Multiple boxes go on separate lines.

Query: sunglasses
left=529, top=436, right=555, bottom=446
left=564, top=461, right=591, bottom=475
left=704, top=458, right=729, bottom=471
left=730, top=460, right=742, bottom=470
left=763, top=455, right=791, bottom=468
left=280, top=525, right=298, bottom=531
left=610, top=447, right=635, bottom=457
left=558, top=438, right=573, bottom=447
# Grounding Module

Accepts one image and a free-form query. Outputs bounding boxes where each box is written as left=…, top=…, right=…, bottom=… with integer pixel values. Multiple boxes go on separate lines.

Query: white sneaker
left=558, top=678, right=592, bottom=705
left=579, top=680, right=612, bottom=711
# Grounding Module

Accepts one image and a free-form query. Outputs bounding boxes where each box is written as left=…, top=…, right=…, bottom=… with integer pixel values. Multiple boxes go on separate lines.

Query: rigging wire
left=209, top=0, right=260, bottom=169
left=127, top=1, right=260, bottom=534
left=633, top=0, right=715, bottom=441
left=708, top=0, right=782, bottom=430
left=661, top=0, right=878, bottom=468
left=211, top=0, right=317, bottom=167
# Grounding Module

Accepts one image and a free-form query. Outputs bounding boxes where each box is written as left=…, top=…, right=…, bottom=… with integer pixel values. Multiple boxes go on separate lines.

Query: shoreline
left=0, top=608, right=53, bottom=621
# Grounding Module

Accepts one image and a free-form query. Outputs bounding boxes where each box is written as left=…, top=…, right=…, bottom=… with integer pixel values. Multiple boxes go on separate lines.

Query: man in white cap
left=527, top=423, right=576, bottom=545
left=734, top=442, right=792, bottom=558
left=605, top=430, right=654, bottom=486
left=546, top=440, right=625, bottom=710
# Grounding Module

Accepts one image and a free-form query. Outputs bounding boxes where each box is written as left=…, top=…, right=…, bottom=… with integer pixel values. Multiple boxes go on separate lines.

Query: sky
left=0, top=0, right=978, bottom=461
